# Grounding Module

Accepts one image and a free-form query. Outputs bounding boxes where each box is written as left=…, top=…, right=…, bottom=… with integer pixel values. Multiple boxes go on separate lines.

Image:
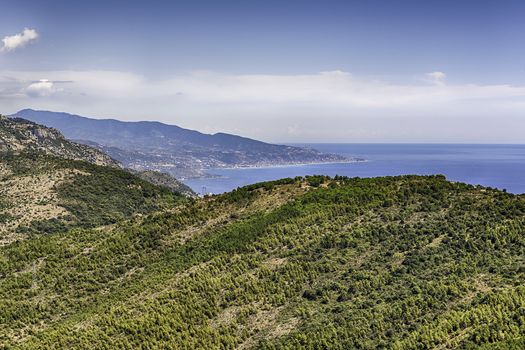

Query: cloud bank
left=1, top=70, right=524, bottom=142
left=425, top=71, right=446, bottom=86
left=25, top=79, right=59, bottom=97
left=1, top=28, right=39, bottom=52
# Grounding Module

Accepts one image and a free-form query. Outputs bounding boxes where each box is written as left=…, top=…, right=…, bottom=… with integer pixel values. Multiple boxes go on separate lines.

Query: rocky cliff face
left=0, top=115, right=118, bottom=167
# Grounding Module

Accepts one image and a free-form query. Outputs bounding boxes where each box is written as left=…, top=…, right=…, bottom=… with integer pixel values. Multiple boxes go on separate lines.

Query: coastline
left=181, top=144, right=525, bottom=195
left=200, top=158, right=367, bottom=173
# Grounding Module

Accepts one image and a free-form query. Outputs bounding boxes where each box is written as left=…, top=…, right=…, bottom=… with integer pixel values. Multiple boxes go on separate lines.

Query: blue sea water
left=184, top=144, right=525, bottom=195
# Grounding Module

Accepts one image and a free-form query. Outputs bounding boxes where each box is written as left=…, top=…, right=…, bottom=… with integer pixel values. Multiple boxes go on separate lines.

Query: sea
left=183, top=144, right=525, bottom=195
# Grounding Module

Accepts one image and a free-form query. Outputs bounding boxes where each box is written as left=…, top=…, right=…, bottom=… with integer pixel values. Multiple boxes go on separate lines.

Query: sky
left=1, top=0, right=524, bottom=143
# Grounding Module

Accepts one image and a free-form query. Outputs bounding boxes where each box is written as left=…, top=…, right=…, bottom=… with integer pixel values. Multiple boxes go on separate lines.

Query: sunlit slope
left=1, top=175, right=524, bottom=349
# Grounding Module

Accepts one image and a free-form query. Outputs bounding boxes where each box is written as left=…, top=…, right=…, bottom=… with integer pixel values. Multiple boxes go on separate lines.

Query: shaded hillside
left=1, top=175, right=524, bottom=348
left=12, top=109, right=350, bottom=178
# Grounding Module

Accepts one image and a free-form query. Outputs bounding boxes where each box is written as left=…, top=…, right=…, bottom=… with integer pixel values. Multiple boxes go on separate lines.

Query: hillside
left=0, top=115, right=117, bottom=167
left=1, top=175, right=524, bottom=348
left=0, top=153, right=185, bottom=245
left=11, top=109, right=350, bottom=178
left=0, top=116, right=190, bottom=244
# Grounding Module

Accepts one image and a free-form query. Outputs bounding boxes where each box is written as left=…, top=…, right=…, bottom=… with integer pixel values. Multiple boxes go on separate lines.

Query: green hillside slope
left=1, top=175, right=524, bottom=349
left=0, top=153, right=185, bottom=244
left=0, top=115, right=190, bottom=244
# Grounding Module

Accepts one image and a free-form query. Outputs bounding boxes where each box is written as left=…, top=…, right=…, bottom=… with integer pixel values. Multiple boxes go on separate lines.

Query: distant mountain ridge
left=12, top=109, right=350, bottom=178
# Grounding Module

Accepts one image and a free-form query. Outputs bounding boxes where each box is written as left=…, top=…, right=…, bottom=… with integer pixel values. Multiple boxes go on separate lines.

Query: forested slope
left=1, top=175, right=524, bottom=349
left=0, top=115, right=189, bottom=244
left=0, top=153, right=185, bottom=244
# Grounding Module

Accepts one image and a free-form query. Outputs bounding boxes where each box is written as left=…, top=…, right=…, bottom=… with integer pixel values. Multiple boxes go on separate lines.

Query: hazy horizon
left=9, top=108, right=525, bottom=145
left=2, top=0, right=525, bottom=143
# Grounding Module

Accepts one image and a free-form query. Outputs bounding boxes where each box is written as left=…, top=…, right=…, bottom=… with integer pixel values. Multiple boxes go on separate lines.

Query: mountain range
left=12, top=109, right=350, bottom=179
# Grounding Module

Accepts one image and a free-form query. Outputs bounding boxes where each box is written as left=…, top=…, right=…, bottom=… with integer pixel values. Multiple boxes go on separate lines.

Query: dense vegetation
left=1, top=175, right=524, bottom=349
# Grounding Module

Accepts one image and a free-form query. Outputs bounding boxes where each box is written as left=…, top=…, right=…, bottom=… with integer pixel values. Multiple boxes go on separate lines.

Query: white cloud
left=1, top=28, right=39, bottom=52
left=25, top=79, right=58, bottom=97
left=425, top=71, right=446, bottom=85
left=1, top=69, right=525, bottom=142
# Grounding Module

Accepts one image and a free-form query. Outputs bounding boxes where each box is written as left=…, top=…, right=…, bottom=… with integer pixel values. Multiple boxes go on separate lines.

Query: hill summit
left=1, top=175, right=524, bottom=348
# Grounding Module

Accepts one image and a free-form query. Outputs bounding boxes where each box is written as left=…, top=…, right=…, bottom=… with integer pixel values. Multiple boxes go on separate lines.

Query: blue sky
left=1, top=0, right=524, bottom=142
